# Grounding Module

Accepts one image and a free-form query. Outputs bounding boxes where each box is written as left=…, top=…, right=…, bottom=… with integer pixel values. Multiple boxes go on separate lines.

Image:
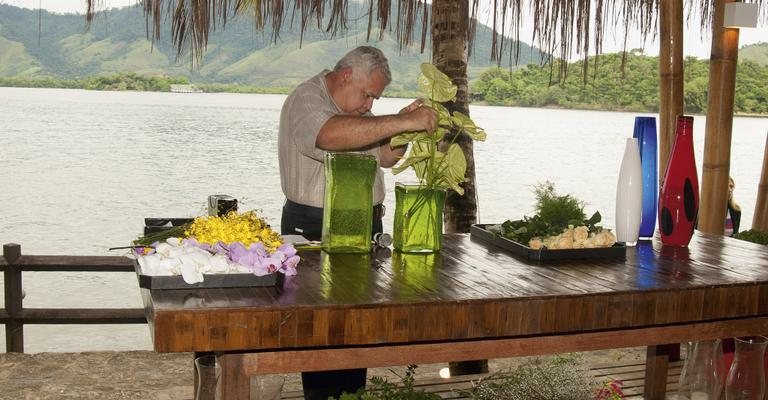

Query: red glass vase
left=658, top=116, right=699, bottom=246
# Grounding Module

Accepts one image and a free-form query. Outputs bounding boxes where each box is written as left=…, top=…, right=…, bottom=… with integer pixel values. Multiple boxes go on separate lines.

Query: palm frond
left=84, top=0, right=768, bottom=75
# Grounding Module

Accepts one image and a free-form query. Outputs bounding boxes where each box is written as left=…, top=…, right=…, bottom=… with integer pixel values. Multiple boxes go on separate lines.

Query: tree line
left=0, top=72, right=189, bottom=92
left=472, top=50, right=768, bottom=115
left=2, top=50, right=767, bottom=116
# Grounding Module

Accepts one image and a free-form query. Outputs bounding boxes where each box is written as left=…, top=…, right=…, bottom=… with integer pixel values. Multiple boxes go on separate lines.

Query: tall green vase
left=322, top=152, right=376, bottom=253
left=393, top=183, right=446, bottom=253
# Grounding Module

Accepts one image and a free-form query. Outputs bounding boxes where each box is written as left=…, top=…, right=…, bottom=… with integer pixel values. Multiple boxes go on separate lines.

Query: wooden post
left=219, top=353, right=251, bottom=399
left=699, top=0, right=739, bottom=234
left=658, top=0, right=684, bottom=185
left=644, top=344, right=675, bottom=399
left=754, top=133, right=768, bottom=231
left=3, top=243, right=24, bottom=353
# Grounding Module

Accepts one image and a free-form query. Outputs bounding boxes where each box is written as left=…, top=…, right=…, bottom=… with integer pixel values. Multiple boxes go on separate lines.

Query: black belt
left=373, top=203, right=386, bottom=220
left=286, top=199, right=385, bottom=220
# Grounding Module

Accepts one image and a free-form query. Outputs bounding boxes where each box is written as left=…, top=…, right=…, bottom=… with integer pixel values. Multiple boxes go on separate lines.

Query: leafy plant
left=391, top=63, right=487, bottom=195
left=499, top=181, right=604, bottom=245
left=335, top=365, right=441, bottom=400
left=461, top=355, right=609, bottom=400
left=733, top=229, right=768, bottom=246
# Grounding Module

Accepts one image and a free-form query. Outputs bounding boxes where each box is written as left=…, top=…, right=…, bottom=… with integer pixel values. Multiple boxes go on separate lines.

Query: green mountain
left=740, top=42, right=768, bottom=65
left=0, top=3, right=545, bottom=92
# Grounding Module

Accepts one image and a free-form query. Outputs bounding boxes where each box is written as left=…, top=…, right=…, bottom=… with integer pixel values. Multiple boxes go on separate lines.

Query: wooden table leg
left=644, top=344, right=675, bottom=399
left=219, top=354, right=250, bottom=400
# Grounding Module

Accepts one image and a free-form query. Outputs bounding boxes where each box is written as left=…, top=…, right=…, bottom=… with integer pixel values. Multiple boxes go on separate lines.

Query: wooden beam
left=3, top=308, right=147, bottom=324
left=699, top=0, right=739, bottom=234
left=222, top=316, right=768, bottom=376
left=754, top=133, right=768, bottom=231
left=0, top=254, right=134, bottom=271
left=658, top=0, right=684, bottom=184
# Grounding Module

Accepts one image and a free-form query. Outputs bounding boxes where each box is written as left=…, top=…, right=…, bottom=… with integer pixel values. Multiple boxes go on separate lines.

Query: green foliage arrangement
left=391, top=63, right=487, bottom=195
left=498, top=182, right=604, bottom=246
left=733, top=229, right=768, bottom=246
left=335, top=365, right=441, bottom=400
left=461, top=355, right=619, bottom=400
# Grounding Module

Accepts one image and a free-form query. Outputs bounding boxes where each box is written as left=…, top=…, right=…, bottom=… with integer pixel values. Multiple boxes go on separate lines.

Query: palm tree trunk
left=431, top=0, right=477, bottom=234
left=432, top=0, right=487, bottom=377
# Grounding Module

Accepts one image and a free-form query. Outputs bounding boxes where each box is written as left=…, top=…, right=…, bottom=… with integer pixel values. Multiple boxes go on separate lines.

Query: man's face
left=338, top=69, right=387, bottom=115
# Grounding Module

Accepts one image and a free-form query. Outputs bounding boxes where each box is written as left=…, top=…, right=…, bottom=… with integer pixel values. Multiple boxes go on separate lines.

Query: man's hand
left=399, top=99, right=437, bottom=133
left=399, top=99, right=424, bottom=114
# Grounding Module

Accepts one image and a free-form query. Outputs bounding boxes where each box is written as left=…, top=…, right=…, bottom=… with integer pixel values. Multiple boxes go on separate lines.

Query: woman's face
left=728, top=179, right=735, bottom=198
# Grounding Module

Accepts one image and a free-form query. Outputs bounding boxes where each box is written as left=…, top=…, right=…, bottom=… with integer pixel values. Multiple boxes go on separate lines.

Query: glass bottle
left=615, top=137, right=642, bottom=246
left=632, top=116, right=658, bottom=239
left=677, top=339, right=723, bottom=400
left=194, top=355, right=221, bottom=400
left=321, top=152, right=377, bottom=253
left=658, top=115, right=699, bottom=246
left=725, top=336, right=768, bottom=400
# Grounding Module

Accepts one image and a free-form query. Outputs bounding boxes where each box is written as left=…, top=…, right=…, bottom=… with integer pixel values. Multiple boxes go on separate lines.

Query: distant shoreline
left=2, top=82, right=767, bottom=118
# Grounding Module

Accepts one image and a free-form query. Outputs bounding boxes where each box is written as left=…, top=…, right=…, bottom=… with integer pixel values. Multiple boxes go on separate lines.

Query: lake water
left=1, top=87, right=767, bottom=353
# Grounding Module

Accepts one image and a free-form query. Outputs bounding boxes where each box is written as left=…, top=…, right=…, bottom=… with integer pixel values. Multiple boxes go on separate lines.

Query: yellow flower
left=184, top=211, right=283, bottom=253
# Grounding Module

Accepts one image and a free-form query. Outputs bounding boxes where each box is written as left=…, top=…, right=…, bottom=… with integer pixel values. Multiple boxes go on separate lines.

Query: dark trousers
left=281, top=198, right=382, bottom=400
left=281, top=198, right=383, bottom=241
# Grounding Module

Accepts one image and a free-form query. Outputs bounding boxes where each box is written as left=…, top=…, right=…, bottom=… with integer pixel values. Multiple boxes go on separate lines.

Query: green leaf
left=409, top=141, right=437, bottom=182
left=418, top=63, right=457, bottom=102
left=391, top=131, right=420, bottom=147
left=451, top=111, right=487, bottom=141
left=424, top=99, right=451, bottom=119
left=439, top=143, right=467, bottom=194
left=391, top=153, right=430, bottom=175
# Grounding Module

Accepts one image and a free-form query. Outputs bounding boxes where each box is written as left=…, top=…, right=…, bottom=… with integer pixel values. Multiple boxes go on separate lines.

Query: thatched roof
left=86, top=0, right=766, bottom=67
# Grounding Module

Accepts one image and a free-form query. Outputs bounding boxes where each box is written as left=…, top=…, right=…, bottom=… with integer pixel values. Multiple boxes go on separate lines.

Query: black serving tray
left=470, top=224, right=626, bottom=261
left=143, top=218, right=195, bottom=235
left=134, top=260, right=283, bottom=289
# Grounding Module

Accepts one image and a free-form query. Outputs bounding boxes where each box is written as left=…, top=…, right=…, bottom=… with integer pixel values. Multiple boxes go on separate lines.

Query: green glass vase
left=321, top=152, right=376, bottom=253
left=393, top=183, right=446, bottom=253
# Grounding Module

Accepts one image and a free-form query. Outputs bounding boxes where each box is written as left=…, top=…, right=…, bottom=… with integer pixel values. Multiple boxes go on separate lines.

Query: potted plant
left=390, top=63, right=486, bottom=252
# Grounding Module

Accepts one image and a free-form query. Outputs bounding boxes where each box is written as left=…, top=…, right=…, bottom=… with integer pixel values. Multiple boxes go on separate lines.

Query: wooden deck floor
left=281, top=360, right=684, bottom=399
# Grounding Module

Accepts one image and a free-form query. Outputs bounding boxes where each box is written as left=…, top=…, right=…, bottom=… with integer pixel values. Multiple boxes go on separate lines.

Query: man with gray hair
left=278, top=46, right=436, bottom=399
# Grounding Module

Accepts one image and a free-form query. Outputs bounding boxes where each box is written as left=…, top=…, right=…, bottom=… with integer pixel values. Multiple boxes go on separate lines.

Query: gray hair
left=334, top=46, right=392, bottom=85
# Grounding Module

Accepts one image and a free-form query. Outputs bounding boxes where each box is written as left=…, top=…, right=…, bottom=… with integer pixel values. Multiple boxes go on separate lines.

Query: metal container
left=207, top=195, right=238, bottom=216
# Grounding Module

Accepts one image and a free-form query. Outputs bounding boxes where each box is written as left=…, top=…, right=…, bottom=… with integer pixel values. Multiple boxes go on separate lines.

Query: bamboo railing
left=1, top=243, right=145, bottom=353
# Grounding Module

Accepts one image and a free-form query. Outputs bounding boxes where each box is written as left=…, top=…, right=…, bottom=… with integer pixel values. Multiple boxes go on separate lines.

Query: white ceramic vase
left=615, top=138, right=643, bottom=246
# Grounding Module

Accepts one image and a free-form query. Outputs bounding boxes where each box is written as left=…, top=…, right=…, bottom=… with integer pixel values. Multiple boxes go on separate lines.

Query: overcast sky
left=2, top=0, right=765, bottom=59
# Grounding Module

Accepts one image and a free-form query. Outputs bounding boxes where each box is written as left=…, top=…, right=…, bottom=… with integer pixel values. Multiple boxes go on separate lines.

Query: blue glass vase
left=633, top=117, right=658, bottom=239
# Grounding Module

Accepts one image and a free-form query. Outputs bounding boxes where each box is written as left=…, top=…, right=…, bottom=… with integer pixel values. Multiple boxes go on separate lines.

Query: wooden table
left=140, top=232, right=768, bottom=399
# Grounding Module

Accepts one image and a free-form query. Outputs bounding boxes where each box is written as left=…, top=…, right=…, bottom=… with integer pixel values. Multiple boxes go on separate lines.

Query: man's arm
left=377, top=100, right=426, bottom=167
left=315, top=103, right=436, bottom=151
left=379, top=141, right=407, bottom=168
